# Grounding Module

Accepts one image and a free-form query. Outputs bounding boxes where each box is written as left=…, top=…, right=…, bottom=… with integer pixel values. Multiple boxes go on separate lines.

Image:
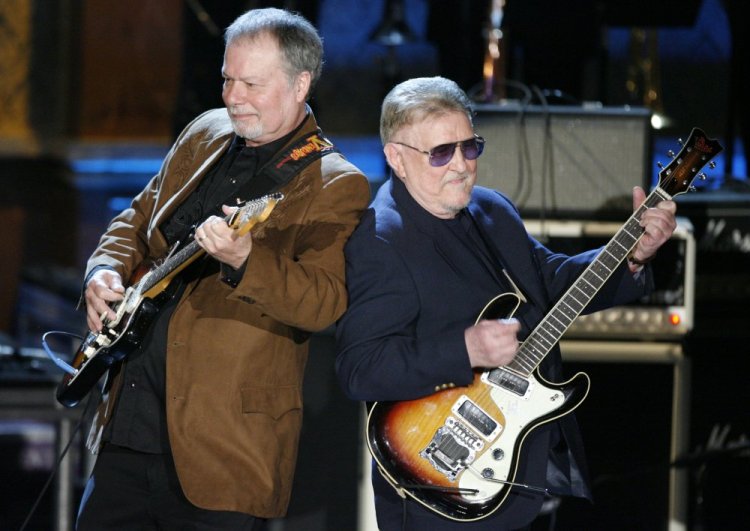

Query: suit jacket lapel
left=465, top=203, right=547, bottom=312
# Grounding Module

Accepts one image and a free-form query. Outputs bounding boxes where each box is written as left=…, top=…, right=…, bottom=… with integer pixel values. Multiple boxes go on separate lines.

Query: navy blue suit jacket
left=336, top=177, right=652, bottom=530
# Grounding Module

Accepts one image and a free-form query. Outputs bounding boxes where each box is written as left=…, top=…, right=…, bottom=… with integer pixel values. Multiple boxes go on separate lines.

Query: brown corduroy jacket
left=84, top=107, right=370, bottom=517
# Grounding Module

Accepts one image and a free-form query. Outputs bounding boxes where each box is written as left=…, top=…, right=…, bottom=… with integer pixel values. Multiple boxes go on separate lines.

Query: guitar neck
left=506, top=187, right=671, bottom=376
left=137, top=192, right=282, bottom=298
left=140, top=239, right=205, bottom=295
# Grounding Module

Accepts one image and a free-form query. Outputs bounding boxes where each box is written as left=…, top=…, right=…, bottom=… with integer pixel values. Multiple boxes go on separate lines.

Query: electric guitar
left=56, top=192, right=283, bottom=408
left=366, top=128, right=723, bottom=521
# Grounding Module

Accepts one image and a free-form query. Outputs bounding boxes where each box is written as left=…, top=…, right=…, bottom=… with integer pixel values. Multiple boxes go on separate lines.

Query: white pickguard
left=458, top=373, right=564, bottom=501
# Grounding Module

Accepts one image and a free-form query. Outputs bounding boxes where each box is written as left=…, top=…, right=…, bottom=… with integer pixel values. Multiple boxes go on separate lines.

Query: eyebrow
left=222, top=71, right=264, bottom=84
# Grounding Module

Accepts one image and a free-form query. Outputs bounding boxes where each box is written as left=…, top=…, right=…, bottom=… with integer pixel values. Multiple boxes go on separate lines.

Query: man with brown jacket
left=75, top=8, right=369, bottom=530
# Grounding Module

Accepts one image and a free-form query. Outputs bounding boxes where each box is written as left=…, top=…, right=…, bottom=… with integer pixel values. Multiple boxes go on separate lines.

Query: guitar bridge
left=420, top=416, right=482, bottom=482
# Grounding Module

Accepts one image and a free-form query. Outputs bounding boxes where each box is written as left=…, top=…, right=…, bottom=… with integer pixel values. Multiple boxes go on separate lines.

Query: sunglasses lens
left=429, top=144, right=456, bottom=167
left=462, top=138, right=485, bottom=160
left=427, top=137, right=485, bottom=167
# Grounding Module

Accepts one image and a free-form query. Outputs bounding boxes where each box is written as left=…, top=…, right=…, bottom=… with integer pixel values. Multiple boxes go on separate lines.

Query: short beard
left=230, top=119, right=262, bottom=141
left=442, top=174, right=474, bottom=214
left=228, top=106, right=262, bottom=140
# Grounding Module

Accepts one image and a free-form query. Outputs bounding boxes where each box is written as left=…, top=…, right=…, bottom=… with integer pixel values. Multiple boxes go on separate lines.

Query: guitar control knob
left=482, top=468, right=495, bottom=479
left=492, top=448, right=505, bottom=461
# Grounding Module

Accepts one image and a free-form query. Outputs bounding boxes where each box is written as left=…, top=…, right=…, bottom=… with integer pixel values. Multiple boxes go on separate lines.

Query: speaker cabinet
left=554, top=341, right=689, bottom=531
left=474, top=104, right=652, bottom=219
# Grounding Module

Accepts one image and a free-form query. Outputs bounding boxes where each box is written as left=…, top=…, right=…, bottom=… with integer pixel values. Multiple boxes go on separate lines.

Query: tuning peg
left=698, top=172, right=707, bottom=180
left=688, top=186, right=697, bottom=193
left=657, top=161, right=664, bottom=169
left=709, top=161, right=716, bottom=169
left=667, top=150, right=675, bottom=158
left=677, top=138, right=684, bottom=147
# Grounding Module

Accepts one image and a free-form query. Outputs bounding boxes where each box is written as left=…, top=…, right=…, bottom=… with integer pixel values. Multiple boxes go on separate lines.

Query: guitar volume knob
left=492, top=448, right=505, bottom=461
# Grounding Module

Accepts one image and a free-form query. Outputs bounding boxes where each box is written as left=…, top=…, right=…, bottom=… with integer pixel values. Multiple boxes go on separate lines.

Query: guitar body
left=364, top=128, right=723, bottom=521
left=56, top=289, right=164, bottom=408
left=367, top=292, right=590, bottom=521
left=54, top=192, right=285, bottom=408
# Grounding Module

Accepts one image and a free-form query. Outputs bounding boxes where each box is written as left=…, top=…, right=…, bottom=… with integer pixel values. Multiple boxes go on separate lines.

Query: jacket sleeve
left=335, top=225, right=475, bottom=402
left=82, top=111, right=208, bottom=282
left=84, top=174, right=161, bottom=283
left=528, top=235, right=653, bottom=315
left=228, top=167, right=371, bottom=333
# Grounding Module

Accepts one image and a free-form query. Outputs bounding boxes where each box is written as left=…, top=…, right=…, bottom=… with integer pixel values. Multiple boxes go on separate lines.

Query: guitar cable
left=393, top=471, right=549, bottom=530
left=17, top=387, right=97, bottom=531
left=16, top=330, right=94, bottom=531
left=42, top=330, right=84, bottom=376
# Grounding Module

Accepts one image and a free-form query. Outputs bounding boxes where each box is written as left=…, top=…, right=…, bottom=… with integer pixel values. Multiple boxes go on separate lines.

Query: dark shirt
left=104, top=124, right=301, bottom=453
left=445, top=210, right=510, bottom=294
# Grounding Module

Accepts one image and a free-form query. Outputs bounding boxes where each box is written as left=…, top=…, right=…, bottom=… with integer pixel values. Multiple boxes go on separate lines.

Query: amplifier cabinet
left=559, top=341, right=690, bottom=531
left=524, top=217, right=695, bottom=340
left=474, top=103, right=652, bottom=219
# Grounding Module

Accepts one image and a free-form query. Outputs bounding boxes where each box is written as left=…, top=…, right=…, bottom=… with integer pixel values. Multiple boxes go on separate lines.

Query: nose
left=223, top=80, right=244, bottom=105
left=447, top=143, right=468, bottom=172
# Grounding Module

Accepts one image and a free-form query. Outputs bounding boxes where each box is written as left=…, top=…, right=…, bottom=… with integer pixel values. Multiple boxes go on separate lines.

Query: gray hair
left=380, top=77, right=474, bottom=144
left=225, top=8, right=323, bottom=97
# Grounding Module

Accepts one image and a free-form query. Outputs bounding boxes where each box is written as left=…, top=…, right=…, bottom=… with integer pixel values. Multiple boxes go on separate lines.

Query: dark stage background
left=1, top=0, right=748, bottom=530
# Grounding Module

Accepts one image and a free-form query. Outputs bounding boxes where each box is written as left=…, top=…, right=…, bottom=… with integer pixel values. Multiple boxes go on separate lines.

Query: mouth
left=231, top=113, right=256, bottom=121
left=229, top=108, right=257, bottom=121
left=444, top=174, right=469, bottom=186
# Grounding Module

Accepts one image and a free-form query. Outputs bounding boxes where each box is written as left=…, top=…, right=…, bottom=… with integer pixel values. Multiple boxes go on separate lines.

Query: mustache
left=228, top=106, right=255, bottom=116
left=442, top=172, right=473, bottom=185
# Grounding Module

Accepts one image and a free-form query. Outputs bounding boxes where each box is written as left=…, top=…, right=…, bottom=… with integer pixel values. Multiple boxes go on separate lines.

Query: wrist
left=627, top=251, right=655, bottom=266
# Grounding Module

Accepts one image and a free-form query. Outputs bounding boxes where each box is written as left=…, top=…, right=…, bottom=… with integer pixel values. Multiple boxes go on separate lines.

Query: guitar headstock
left=229, top=192, right=284, bottom=236
left=657, top=128, right=723, bottom=198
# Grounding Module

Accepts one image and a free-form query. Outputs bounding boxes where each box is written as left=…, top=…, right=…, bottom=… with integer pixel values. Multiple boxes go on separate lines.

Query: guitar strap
left=160, top=128, right=341, bottom=293
left=233, top=128, right=340, bottom=201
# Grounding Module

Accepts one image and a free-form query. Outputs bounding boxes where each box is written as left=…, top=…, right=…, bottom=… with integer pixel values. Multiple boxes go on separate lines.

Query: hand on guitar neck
left=194, top=204, right=254, bottom=270
left=627, top=185, right=677, bottom=273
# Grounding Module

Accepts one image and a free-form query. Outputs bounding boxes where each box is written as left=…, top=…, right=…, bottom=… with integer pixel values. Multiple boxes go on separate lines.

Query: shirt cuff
left=220, top=260, right=247, bottom=288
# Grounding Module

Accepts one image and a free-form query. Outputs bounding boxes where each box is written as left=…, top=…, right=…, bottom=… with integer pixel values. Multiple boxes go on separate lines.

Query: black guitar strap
left=233, top=128, right=340, bottom=201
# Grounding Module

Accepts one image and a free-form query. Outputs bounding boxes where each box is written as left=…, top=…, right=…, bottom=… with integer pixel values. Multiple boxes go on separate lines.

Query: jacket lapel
left=152, top=136, right=233, bottom=230
left=465, top=203, right=547, bottom=312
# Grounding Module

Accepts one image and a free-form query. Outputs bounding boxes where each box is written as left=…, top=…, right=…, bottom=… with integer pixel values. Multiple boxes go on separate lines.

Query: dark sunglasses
left=392, top=135, right=485, bottom=167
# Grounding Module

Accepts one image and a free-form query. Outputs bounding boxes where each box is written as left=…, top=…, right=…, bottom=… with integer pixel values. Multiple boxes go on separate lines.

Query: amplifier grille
left=474, top=104, right=652, bottom=218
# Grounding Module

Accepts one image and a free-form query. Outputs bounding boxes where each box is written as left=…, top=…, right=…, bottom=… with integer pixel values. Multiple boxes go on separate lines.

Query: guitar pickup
left=484, top=368, right=530, bottom=397
left=452, top=396, right=502, bottom=441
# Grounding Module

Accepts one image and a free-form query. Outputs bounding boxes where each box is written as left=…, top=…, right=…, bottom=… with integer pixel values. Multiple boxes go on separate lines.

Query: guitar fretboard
left=137, top=194, right=278, bottom=295
left=507, top=188, right=670, bottom=377
left=141, top=240, right=203, bottom=294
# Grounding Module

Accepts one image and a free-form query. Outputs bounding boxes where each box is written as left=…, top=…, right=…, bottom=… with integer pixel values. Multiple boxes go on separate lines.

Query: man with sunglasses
left=335, top=76, right=677, bottom=530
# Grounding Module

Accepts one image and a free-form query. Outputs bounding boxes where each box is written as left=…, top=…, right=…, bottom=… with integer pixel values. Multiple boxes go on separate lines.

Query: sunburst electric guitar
left=366, top=128, right=723, bottom=521
left=55, top=192, right=283, bottom=408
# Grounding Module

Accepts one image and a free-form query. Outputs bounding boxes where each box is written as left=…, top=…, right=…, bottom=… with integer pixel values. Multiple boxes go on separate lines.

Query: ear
left=383, top=143, right=406, bottom=180
left=294, top=71, right=312, bottom=102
